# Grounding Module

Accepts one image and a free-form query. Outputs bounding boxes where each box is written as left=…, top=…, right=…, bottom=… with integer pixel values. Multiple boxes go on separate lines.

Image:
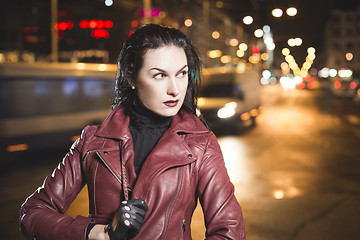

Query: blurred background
left=1, top=0, right=360, bottom=239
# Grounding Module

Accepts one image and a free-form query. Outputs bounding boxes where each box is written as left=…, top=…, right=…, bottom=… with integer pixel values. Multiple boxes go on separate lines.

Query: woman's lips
left=164, top=100, right=179, bottom=107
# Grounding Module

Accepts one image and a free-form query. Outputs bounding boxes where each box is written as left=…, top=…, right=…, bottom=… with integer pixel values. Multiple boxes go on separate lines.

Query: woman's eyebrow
left=176, top=65, right=188, bottom=74
left=149, top=67, right=166, bottom=72
left=149, top=65, right=188, bottom=73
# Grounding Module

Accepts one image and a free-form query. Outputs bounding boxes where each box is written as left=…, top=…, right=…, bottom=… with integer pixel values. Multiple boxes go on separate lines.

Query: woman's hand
left=109, top=199, right=148, bottom=240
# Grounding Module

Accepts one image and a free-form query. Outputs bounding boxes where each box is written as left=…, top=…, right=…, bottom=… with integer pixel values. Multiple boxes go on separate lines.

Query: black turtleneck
left=128, top=99, right=172, bottom=175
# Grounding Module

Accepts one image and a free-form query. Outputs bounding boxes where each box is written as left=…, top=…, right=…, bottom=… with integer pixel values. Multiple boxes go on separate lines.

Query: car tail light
left=350, top=81, right=357, bottom=89
left=334, top=81, right=341, bottom=89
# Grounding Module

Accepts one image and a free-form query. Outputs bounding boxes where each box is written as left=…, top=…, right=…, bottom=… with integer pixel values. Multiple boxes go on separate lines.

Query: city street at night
left=2, top=84, right=360, bottom=239
left=2, top=0, right=360, bottom=239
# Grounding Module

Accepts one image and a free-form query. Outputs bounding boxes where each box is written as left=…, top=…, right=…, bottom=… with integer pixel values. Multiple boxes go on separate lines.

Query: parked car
left=198, top=68, right=262, bottom=134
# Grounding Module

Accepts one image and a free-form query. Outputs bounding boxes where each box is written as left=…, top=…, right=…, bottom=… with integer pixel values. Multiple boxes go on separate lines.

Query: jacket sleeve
left=197, top=132, right=246, bottom=240
left=19, top=126, right=94, bottom=240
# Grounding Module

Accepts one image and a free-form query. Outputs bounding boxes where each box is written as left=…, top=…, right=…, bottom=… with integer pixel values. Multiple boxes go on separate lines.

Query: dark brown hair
left=111, top=24, right=202, bottom=116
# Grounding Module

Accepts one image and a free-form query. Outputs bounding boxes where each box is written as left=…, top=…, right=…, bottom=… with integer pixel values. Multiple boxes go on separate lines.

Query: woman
left=20, top=24, right=246, bottom=240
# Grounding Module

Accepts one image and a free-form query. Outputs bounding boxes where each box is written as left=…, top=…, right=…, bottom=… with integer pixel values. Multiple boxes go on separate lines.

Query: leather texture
left=20, top=106, right=246, bottom=240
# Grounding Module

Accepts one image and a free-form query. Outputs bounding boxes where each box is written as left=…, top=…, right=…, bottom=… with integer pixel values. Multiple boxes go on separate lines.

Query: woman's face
left=135, top=45, right=189, bottom=117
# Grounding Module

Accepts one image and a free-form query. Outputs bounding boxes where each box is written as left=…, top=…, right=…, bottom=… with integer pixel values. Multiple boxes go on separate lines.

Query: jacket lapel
left=131, top=129, right=197, bottom=198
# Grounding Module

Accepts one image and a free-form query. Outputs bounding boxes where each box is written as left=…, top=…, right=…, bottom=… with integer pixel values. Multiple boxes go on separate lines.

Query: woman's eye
left=154, top=73, right=166, bottom=79
left=178, top=70, right=188, bottom=77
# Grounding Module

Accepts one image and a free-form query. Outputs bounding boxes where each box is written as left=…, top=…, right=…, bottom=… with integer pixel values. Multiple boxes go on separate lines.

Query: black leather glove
left=109, top=199, right=148, bottom=240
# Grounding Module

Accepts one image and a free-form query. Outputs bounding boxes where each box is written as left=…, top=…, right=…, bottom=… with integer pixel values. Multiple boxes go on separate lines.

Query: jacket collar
left=95, top=105, right=208, bottom=140
left=94, top=105, right=131, bottom=141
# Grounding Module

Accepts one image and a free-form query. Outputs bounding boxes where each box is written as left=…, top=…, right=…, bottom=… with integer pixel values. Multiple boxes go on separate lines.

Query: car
left=198, top=68, right=262, bottom=134
left=331, top=77, right=358, bottom=98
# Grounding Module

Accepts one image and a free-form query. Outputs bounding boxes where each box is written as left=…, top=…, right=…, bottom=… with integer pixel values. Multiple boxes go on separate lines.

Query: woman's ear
left=127, top=78, right=135, bottom=90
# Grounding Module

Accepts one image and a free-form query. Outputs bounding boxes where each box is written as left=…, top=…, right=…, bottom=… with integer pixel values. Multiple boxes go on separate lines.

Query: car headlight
left=217, top=102, right=237, bottom=119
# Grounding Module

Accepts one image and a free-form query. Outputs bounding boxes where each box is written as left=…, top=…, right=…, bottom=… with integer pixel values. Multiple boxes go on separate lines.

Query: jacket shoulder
left=71, top=125, right=102, bottom=156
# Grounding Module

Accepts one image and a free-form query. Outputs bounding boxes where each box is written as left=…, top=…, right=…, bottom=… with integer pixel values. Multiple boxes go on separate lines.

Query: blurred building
left=132, top=0, right=259, bottom=70
left=1, top=0, right=266, bottom=69
left=325, top=6, right=360, bottom=74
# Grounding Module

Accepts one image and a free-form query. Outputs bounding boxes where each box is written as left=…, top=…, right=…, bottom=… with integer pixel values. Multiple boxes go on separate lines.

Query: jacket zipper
left=84, top=149, right=101, bottom=161
left=160, top=167, right=182, bottom=240
left=96, top=151, right=122, bottom=184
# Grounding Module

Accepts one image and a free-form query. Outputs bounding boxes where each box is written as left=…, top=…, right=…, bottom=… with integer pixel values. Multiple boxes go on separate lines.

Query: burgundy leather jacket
left=20, top=106, right=246, bottom=240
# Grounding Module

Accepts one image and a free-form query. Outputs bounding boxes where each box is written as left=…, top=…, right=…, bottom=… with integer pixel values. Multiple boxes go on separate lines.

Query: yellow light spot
left=307, top=47, right=316, bottom=54
left=243, top=16, right=253, bottom=25
left=239, top=43, right=248, bottom=51
left=236, top=50, right=245, bottom=58
left=71, top=135, right=81, bottom=142
left=261, top=53, right=269, bottom=61
left=229, top=38, right=239, bottom=47
left=240, top=112, right=250, bottom=121
left=250, top=109, right=258, bottom=117
left=282, top=48, right=290, bottom=56
left=76, top=63, right=85, bottom=70
left=220, top=55, right=232, bottom=64
left=216, top=1, right=224, bottom=8
left=273, top=190, right=285, bottom=199
left=272, top=8, right=283, bottom=18
left=184, top=19, right=192, bottom=27
left=98, top=64, right=107, bottom=71
left=207, top=50, right=222, bottom=58
left=286, top=7, right=297, bottom=16
left=346, top=52, right=353, bottom=61
left=212, top=31, right=220, bottom=39
left=197, top=97, right=205, bottom=107
left=7, top=144, right=28, bottom=152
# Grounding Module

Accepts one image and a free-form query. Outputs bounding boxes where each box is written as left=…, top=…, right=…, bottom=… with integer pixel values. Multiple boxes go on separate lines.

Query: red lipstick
left=164, top=100, right=179, bottom=107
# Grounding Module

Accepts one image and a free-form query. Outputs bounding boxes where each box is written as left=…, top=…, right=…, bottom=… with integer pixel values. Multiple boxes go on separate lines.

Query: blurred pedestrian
left=20, top=23, right=246, bottom=240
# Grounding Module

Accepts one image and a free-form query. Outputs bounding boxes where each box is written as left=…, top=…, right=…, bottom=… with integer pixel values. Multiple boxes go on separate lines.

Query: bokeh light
left=243, top=16, right=253, bottom=25
left=184, top=19, right=192, bottom=27
left=286, top=7, right=297, bottom=16
left=272, top=8, right=283, bottom=18
left=212, top=31, right=220, bottom=39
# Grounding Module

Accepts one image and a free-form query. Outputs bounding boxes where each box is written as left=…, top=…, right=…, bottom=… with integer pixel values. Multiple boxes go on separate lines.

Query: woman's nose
left=167, top=78, right=180, bottom=96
